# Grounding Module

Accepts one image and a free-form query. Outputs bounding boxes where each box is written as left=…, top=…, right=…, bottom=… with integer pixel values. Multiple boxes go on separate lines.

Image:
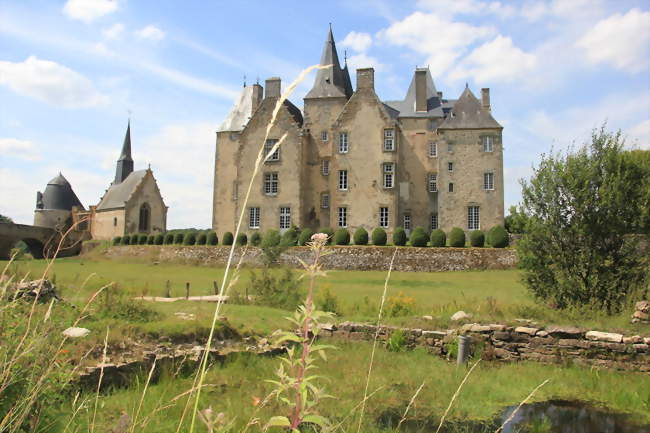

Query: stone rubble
left=632, top=300, right=649, bottom=324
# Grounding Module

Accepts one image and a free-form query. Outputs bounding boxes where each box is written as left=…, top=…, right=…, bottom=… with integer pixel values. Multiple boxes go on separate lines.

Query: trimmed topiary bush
left=333, top=228, right=350, bottom=245
left=174, top=233, right=184, bottom=244
left=297, top=228, right=314, bottom=246
left=488, top=225, right=509, bottom=248
left=183, top=232, right=196, bottom=246
left=222, top=232, right=234, bottom=246
left=236, top=233, right=248, bottom=246
left=261, top=229, right=281, bottom=248
left=353, top=227, right=369, bottom=245
left=449, top=227, right=466, bottom=247
left=409, top=227, right=429, bottom=247
left=469, top=230, right=485, bottom=247
left=207, top=231, right=218, bottom=245
left=147, top=235, right=155, bottom=245
left=372, top=227, right=388, bottom=246
left=154, top=234, right=164, bottom=245
left=281, top=227, right=298, bottom=246
left=164, top=233, right=174, bottom=245
left=318, top=227, right=334, bottom=245
left=196, top=232, right=207, bottom=245
left=250, top=231, right=262, bottom=246
left=430, top=229, right=446, bottom=247
left=136, top=234, right=146, bottom=245
left=121, top=235, right=131, bottom=245
left=392, top=227, right=406, bottom=246
left=112, top=236, right=122, bottom=246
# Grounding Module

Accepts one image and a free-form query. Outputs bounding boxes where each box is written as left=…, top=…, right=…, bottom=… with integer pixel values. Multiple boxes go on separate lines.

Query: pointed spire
left=305, top=25, right=352, bottom=99
left=119, top=120, right=132, bottom=162
left=115, top=120, right=134, bottom=184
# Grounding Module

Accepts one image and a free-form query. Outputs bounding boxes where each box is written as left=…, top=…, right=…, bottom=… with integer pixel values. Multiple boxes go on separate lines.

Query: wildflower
left=252, top=396, right=261, bottom=406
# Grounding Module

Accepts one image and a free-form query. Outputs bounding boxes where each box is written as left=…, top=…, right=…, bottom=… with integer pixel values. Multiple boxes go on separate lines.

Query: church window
left=403, top=214, right=411, bottom=230
left=428, top=142, right=437, bottom=157
left=321, top=193, right=330, bottom=209
left=138, top=203, right=150, bottom=232
left=428, top=173, right=438, bottom=192
left=321, top=131, right=328, bottom=142
left=449, top=182, right=454, bottom=193
left=484, top=172, right=494, bottom=190
left=280, top=207, right=291, bottom=229
left=264, top=172, right=278, bottom=195
left=384, top=129, right=395, bottom=151
left=482, top=136, right=494, bottom=152
left=379, top=207, right=389, bottom=228
left=249, top=207, right=260, bottom=229
left=448, top=162, right=454, bottom=172
left=468, top=206, right=480, bottom=230
left=338, top=132, right=349, bottom=153
left=338, top=170, right=348, bottom=191
left=382, top=163, right=395, bottom=188
left=321, top=159, right=330, bottom=176
left=338, top=207, right=347, bottom=228
left=431, top=213, right=439, bottom=230
left=264, top=139, right=280, bottom=162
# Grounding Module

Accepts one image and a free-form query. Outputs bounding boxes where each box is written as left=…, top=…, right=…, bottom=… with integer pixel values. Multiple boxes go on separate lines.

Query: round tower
left=34, top=173, right=84, bottom=229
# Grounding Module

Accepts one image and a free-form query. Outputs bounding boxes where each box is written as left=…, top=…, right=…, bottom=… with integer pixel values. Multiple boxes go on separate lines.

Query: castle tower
left=34, top=173, right=84, bottom=229
left=114, top=121, right=134, bottom=184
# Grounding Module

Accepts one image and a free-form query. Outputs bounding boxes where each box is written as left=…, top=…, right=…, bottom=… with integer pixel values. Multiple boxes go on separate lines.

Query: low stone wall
left=324, top=322, right=650, bottom=372
left=98, top=245, right=518, bottom=272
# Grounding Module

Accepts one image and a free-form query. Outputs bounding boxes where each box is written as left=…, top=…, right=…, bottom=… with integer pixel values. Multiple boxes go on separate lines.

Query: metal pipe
left=457, top=335, right=470, bottom=365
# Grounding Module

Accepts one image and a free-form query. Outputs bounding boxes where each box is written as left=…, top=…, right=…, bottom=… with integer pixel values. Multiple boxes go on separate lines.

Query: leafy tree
left=430, top=229, right=446, bottom=247
left=0, top=214, right=13, bottom=223
left=504, top=205, right=530, bottom=234
left=260, top=229, right=287, bottom=266
left=281, top=227, right=299, bottom=246
left=353, top=227, right=369, bottom=245
left=391, top=227, right=405, bottom=246
left=333, top=228, right=350, bottom=245
left=409, top=227, right=428, bottom=247
left=448, top=227, right=466, bottom=247
left=372, top=228, right=387, bottom=246
left=518, top=127, right=649, bottom=313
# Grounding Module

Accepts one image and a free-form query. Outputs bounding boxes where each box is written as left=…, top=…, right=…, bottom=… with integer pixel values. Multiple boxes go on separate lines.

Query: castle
left=212, top=28, right=504, bottom=237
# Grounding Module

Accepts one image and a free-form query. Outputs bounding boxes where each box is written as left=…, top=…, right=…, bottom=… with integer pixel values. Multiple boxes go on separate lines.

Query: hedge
left=297, top=228, right=314, bottom=246
left=333, top=228, right=350, bottom=245
left=318, top=227, right=334, bottom=245
left=449, top=227, right=466, bottom=247
left=353, top=227, right=369, bottom=245
left=222, top=232, right=234, bottom=246
left=154, top=234, right=164, bottom=245
left=112, top=236, right=122, bottom=246
left=392, top=227, right=406, bottom=246
left=164, top=233, right=174, bottom=245
left=409, top=227, right=429, bottom=247
left=281, top=227, right=298, bottom=246
left=250, top=231, right=262, bottom=246
left=138, top=234, right=148, bottom=245
left=469, top=230, right=485, bottom=247
left=121, top=235, right=131, bottom=245
left=430, top=229, right=446, bottom=247
left=147, top=235, right=155, bottom=245
left=372, top=228, right=388, bottom=246
left=262, top=229, right=281, bottom=247
left=488, top=225, right=509, bottom=248
left=207, top=231, right=218, bottom=245
left=174, top=233, right=184, bottom=245
left=183, top=232, right=197, bottom=245
left=236, top=233, right=248, bottom=246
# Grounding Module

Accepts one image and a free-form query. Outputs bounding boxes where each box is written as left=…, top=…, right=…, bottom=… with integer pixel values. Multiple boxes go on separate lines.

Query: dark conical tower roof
left=305, top=26, right=352, bottom=99
left=114, top=120, right=134, bottom=184
left=37, top=173, right=84, bottom=211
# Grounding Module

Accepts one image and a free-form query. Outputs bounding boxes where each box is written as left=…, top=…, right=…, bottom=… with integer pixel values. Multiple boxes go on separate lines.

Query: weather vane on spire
left=243, top=75, right=247, bottom=87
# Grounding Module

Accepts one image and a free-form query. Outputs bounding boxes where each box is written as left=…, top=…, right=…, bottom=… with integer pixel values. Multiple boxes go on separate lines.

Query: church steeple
left=114, top=120, right=134, bottom=184
left=305, top=26, right=352, bottom=99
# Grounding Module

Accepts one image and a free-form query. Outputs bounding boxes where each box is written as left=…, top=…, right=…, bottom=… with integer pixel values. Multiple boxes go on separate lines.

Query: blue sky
left=1, top=0, right=649, bottom=228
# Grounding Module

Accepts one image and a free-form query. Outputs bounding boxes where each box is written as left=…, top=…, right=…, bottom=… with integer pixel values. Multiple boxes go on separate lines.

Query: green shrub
left=281, top=227, right=298, bottom=246
left=488, top=225, right=509, bottom=248
left=154, top=234, right=164, bottom=245
left=164, top=233, right=174, bottom=244
left=449, top=227, right=466, bottom=247
left=112, top=236, right=122, bottom=246
left=260, top=229, right=286, bottom=266
left=386, top=291, right=416, bottom=317
left=222, top=232, right=234, bottom=246
left=207, top=231, right=218, bottom=245
left=183, top=232, right=196, bottom=245
left=250, top=231, right=262, bottom=246
left=236, top=233, right=248, bottom=246
left=318, top=287, right=340, bottom=315
left=246, top=268, right=302, bottom=310
left=138, top=234, right=148, bottom=245
left=262, top=229, right=281, bottom=247
left=318, top=227, right=334, bottom=244
left=121, top=235, right=131, bottom=245
left=333, top=228, right=350, bottom=245
left=392, top=227, right=406, bottom=246
left=147, top=235, right=155, bottom=245
left=196, top=232, right=207, bottom=245
left=409, top=227, right=429, bottom=247
left=430, top=229, right=446, bottom=247
left=372, top=227, right=387, bottom=246
left=353, top=227, right=369, bottom=245
left=297, top=228, right=314, bottom=246
left=174, top=233, right=184, bottom=244
left=469, top=230, right=485, bottom=247
left=387, top=330, right=407, bottom=352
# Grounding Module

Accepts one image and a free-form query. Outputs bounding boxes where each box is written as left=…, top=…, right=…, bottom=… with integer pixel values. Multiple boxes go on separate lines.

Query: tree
left=0, top=214, right=13, bottom=224
left=504, top=205, right=529, bottom=234
left=518, top=127, right=649, bottom=313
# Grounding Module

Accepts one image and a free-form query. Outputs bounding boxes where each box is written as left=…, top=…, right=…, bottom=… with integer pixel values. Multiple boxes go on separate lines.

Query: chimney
left=415, top=69, right=427, bottom=112
left=437, top=91, right=443, bottom=99
left=356, top=68, right=374, bottom=91
left=251, top=83, right=263, bottom=108
left=481, top=88, right=491, bottom=111
left=265, top=77, right=281, bottom=98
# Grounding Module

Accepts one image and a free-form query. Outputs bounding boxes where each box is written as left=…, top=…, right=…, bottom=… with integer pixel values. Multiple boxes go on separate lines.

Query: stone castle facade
left=212, top=28, right=504, bottom=237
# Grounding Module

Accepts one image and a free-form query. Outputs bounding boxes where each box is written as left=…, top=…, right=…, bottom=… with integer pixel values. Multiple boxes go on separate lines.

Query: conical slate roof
left=218, top=85, right=257, bottom=132
left=305, top=27, right=352, bottom=99
left=384, top=68, right=444, bottom=118
left=115, top=121, right=134, bottom=184
left=118, top=121, right=132, bottom=161
left=438, top=86, right=502, bottom=129
left=38, top=173, right=84, bottom=211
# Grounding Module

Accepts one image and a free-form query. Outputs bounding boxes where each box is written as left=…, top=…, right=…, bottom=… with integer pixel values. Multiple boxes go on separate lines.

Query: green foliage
left=138, top=234, right=148, bottom=245
left=409, top=227, right=429, bottom=247
left=448, top=227, right=466, bottom=247
left=386, top=291, right=416, bottom=317
left=297, top=228, right=314, bottom=246
left=96, top=284, right=160, bottom=322
left=249, top=231, right=262, bottom=246
left=164, top=233, right=174, bottom=244
left=353, top=227, right=369, bottom=245
left=430, top=229, right=446, bottom=247
left=318, top=287, right=340, bottom=315
left=370, top=227, right=387, bottom=246
left=196, top=232, right=207, bottom=245
left=391, top=227, right=406, bottom=246
left=280, top=227, right=298, bottom=246
left=222, top=232, right=234, bottom=246
left=488, top=225, right=509, bottom=248
left=174, top=233, right=184, bottom=244
left=121, top=235, right=131, bottom=245
left=505, top=205, right=529, bottom=234
left=318, top=227, right=334, bottom=244
left=247, top=268, right=302, bottom=310
left=260, top=229, right=286, bottom=266
left=147, top=234, right=155, bottom=245
left=386, top=329, right=407, bottom=352
left=518, top=127, right=650, bottom=313
left=207, top=231, right=218, bottom=245
left=182, top=232, right=196, bottom=245
left=333, top=228, right=350, bottom=245
left=112, top=236, right=122, bottom=246
left=154, top=234, right=164, bottom=245
left=0, top=214, right=12, bottom=223
left=262, top=229, right=281, bottom=247
left=469, top=230, right=485, bottom=247
left=236, top=233, right=248, bottom=246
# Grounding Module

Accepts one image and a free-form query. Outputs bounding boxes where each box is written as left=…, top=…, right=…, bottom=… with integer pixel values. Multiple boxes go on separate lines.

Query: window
left=249, top=207, right=260, bottom=229
left=338, top=132, right=349, bottom=153
left=338, top=170, right=348, bottom=191
left=428, top=173, right=438, bottom=192
left=403, top=214, right=411, bottom=230
left=431, top=213, right=439, bottom=230
left=113, top=217, right=117, bottom=227
left=280, top=207, right=291, bottom=229
left=482, top=136, right=494, bottom=152
left=321, top=131, right=328, bottom=142
left=428, top=119, right=436, bottom=131
left=484, top=172, right=494, bottom=190
left=264, top=139, right=280, bottom=162
left=448, top=162, right=454, bottom=172
left=321, top=193, right=330, bottom=209
left=138, top=203, right=150, bottom=232
left=383, top=163, right=395, bottom=188
left=384, top=128, right=395, bottom=151
left=321, top=159, right=330, bottom=176
left=468, top=206, right=480, bottom=230
left=264, top=172, right=278, bottom=195
left=338, top=207, right=347, bottom=227
left=448, top=142, right=454, bottom=153
left=379, top=207, right=389, bottom=228
left=449, top=182, right=454, bottom=192
left=428, top=141, right=437, bottom=157
left=232, top=181, right=238, bottom=200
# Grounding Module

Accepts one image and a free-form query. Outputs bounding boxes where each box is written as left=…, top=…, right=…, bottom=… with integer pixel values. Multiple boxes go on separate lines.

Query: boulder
left=62, top=327, right=90, bottom=338
left=514, top=326, right=539, bottom=336
left=421, top=315, right=433, bottom=321
left=450, top=311, right=471, bottom=321
left=585, top=331, right=623, bottom=343
left=635, top=300, right=649, bottom=313
left=8, top=279, right=61, bottom=303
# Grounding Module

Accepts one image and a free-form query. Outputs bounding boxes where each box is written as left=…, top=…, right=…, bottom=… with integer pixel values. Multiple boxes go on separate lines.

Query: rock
left=489, top=324, right=506, bottom=332
left=320, top=323, right=336, bottom=332
left=536, top=330, right=549, bottom=337
left=8, top=279, right=62, bottom=303
left=585, top=331, right=623, bottom=343
left=546, top=326, right=585, bottom=338
left=644, top=337, right=650, bottom=345
left=622, top=335, right=643, bottom=344
left=514, top=326, right=539, bottom=336
left=422, top=330, right=446, bottom=340
left=450, top=311, right=471, bottom=321
left=635, top=300, right=649, bottom=313
left=632, top=310, right=649, bottom=320
left=470, top=324, right=492, bottom=333
left=62, top=327, right=90, bottom=338
left=421, top=315, right=433, bottom=321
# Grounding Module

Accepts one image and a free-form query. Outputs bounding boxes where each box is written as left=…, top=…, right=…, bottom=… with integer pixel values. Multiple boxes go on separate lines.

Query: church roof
left=384, top=68, right=445, bottom=118
left=305, top=27, right=352, bottom=99
left=438, top=86, right=502, bottom=129
left=119, top=121, right=132, bottom=161
left=97, top=169, right=148, bottom=211
left=38, top=173, right=84, bottom=211
left=218, top=85, right=257, bottom=132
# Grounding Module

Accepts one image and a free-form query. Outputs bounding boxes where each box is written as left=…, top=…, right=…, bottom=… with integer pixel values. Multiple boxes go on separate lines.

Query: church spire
left=114, top=120, right=134, bottom=184
left=305, top=26, right=352, bottom=99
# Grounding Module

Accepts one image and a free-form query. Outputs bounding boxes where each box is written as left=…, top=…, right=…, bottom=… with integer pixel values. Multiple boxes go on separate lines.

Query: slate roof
left=38, top=173, right=84, bottom=211
left=217, top=85, right=256, bottom=132
left=119, top=121, right=132, bottom=161
left=438, top=87, right=502, bottom=129
left=384, top=68, right=445, bottom=118
left=96, top=170, right=147, bottom=211
left=282, top=99, right=304, bottom=126
left=305, top=27, right=352, bottom=99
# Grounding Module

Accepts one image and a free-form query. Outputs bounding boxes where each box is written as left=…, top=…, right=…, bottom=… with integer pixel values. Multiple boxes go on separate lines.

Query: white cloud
left=63, top=0, right=118, bottom=23
left=416, top=0, right=516, bottom=18
left=135, top=25, right=165, bottom=41
left=346, top=53, right=385, bottom=73
left=627, top=119, right=650, bottom=149
left=0, top=56, right=109, bottom=108
left=341, top=31, right=372, bottom=52
left=102, top=22, right=124, bottom=39
left=576, top=8, right=650, bottom=73
left=450, top=36, right=537, bottom=83
left=0, top=138, right=40, bottom=161
left=0, top=168, right=38, bottom=224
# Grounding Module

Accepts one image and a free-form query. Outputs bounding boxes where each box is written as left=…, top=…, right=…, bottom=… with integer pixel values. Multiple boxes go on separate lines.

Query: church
left=212, top=27, right=504, bottom=237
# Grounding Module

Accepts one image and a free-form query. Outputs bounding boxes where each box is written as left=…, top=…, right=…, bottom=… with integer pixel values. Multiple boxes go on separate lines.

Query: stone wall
left=99, top=244, right=518, bottom=272
left=325, top=322, right=650, bottom=372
